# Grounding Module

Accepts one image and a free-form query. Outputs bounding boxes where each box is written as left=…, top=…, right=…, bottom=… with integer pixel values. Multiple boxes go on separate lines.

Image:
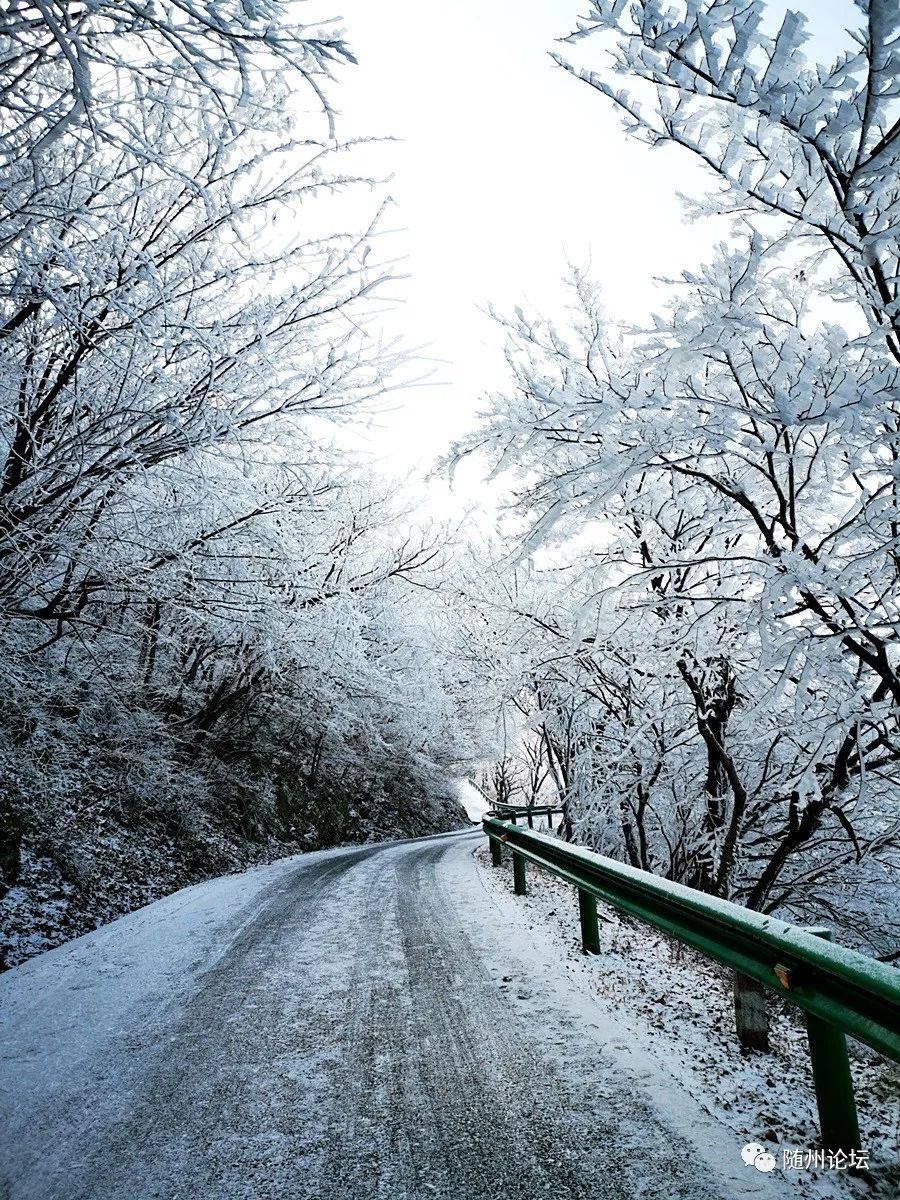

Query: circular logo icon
left=742, top=1143, right=777, bottom=1172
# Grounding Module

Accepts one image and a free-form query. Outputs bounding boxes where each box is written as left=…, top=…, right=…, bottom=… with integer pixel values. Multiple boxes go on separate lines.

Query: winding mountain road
left=1, top=830, right=784, bottom=1199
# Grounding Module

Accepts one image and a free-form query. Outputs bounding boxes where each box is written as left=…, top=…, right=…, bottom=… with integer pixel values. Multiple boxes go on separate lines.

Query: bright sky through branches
left=332, top=0, right=857, bottom=491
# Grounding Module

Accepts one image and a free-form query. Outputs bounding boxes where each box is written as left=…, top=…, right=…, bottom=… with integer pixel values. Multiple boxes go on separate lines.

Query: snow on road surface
left=1, top=830, right=791, bottom=1200
left=456, top=779, right=490, bottom=824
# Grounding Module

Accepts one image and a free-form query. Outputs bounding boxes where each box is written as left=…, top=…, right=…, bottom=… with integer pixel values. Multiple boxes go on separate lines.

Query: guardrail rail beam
left=482, top=813, right=900, bottom=1154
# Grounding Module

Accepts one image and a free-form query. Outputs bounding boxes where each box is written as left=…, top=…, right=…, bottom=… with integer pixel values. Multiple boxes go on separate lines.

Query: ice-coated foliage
left=0, top=2, right=473, bottom=966
left=458, top=1, right=900, bottom=951
left=557, top=0, right=900, bottom=359
left=0, top=1, right=353, bottom=164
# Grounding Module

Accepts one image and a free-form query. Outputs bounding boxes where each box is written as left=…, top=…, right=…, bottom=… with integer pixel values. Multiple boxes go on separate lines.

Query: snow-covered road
left=1, top=830, right=786, bottom=1199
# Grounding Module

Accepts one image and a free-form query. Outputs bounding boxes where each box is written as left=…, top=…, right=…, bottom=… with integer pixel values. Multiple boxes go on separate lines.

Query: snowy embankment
left=474, top=843, right=899, bottom=1200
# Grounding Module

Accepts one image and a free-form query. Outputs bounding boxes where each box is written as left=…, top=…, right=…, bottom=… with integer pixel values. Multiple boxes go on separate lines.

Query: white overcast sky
left=317, top=0, right=857, bottom=502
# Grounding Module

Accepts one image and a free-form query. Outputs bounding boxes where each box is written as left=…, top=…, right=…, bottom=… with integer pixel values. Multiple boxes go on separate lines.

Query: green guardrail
left=484, top=815, right=900, bottom=1155
left=489, top=800, right=564, bottom=830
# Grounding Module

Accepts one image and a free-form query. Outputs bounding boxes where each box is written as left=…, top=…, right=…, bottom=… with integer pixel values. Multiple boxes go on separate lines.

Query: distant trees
left=458, top=1, right=900, bottom=957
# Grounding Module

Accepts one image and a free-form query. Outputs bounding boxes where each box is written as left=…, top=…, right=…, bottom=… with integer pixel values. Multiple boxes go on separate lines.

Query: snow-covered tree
left=456, top=1, right=900, bottom=965
left=557, top=0, right=900, bottom=358
left=0, top=2, right=474, bottom=964
left=0, top=1, right=351, bottom=165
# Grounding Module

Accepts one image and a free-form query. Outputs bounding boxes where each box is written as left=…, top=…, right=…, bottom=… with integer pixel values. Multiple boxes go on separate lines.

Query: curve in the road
left=1, top=831, right=777, bottom=1200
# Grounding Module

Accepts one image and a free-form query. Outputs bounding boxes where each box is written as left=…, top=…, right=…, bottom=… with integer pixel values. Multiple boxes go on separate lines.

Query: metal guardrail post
left=805, top=928, right=861, bottom=1152
left=490, top=836, right=502, bottom=867
left=733, top=972, right=770, bottom=1052
left=513, top=852, right=527, bottom=896
left=578, top=889, right=600, bottom=954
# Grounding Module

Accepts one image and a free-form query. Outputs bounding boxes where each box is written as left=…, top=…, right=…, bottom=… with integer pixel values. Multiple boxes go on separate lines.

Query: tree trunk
left=678, top=656, right=735, bottom=889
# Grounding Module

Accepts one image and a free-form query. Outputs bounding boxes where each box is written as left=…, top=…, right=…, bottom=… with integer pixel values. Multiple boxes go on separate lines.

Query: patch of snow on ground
left=455, top=778, right=489, bottom=823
